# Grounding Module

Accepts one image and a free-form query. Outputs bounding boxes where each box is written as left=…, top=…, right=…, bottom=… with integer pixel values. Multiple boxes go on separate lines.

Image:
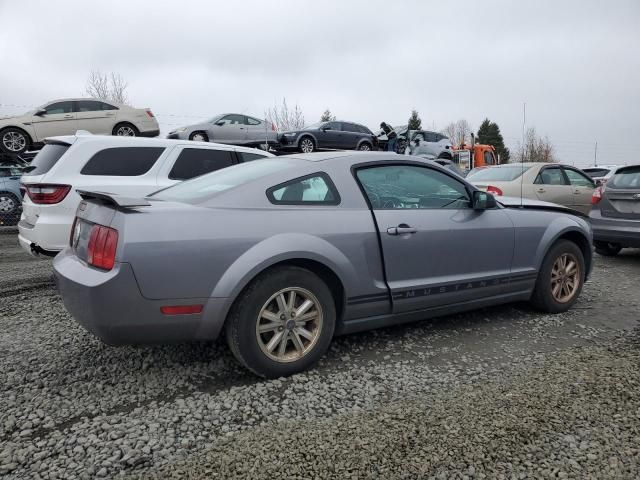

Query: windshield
left=467, top=165, right=532, bottom=182
left=151, top=159, right=292, bottom=204
left=208, top=114, right=224, bottom=123
left=608, top=166, right=640, bottom=189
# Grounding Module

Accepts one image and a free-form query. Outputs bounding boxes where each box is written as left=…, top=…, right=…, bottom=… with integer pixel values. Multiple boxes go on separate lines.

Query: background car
left=376, top=127, right=453, bottom=158
left=0, top=165, right=23, bottom=226
left=590, top=164, right=640, bottom=256
left=0, top=98, right=159, bottom=155
left=54, top=152, right=591, bottom=378
left=167, top=113, right=278, bottom=148
left=582, top=164, right=624, bottom=186
left=278, top=121, right=376, bottom=153
left=18, top=134, right=273, bottom=256
left=467, top=163, right=595, bottom=215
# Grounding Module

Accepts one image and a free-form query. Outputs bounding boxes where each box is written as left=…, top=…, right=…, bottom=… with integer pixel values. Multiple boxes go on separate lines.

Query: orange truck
left=452, top=134, right=499, bottom=171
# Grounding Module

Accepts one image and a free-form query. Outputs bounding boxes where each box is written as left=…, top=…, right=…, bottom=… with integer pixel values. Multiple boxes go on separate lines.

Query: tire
left=189, top=131, right=209, bottom=142
left=0, top=192, right=20, bottom=225
left=438, top=151, right=453, bottom=160
left=298, top=136, right=315, bottom=154
left=594, top=241, right=622, bottom=257
left=225, top=266, right=336, bottom=378
left=357, top=142, right=372, bottom=151
left=112, top=123, right=139, bottom=137
left=530, top=240, right=585, bottom=313
left=0, top=128, right=30, bottom=155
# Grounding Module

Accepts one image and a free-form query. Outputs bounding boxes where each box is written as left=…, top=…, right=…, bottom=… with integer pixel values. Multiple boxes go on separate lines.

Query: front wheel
left=530, top=240, right=585, bottom=313
left=189, top=131, right=209, bottom=142
left=225, top=266, right=335, bottom=378
left=1, top=128, right=30, bottom=154
left=112, top=123, right=139, bottom=137
left=594, top=241, right=622, bottom=257
left=298, top=137, right=315, bottom=154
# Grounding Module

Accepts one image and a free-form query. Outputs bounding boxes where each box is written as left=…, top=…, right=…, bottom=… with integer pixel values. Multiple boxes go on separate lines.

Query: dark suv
left=590, top=165, right=640, bottom=256
left=278, top=121, right=376, bottom=153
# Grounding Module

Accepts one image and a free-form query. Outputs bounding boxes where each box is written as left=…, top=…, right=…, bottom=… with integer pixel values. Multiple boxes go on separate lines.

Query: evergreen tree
left=407, top=109, right=422, bottom=130
left=320, top=109, right=336, bottom=122
left=477, top=118, right=510, bottom=163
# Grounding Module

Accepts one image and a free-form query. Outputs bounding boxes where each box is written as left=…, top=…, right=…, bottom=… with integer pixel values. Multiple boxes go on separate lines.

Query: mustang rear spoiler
left=76, top=190, right=151, bottom=208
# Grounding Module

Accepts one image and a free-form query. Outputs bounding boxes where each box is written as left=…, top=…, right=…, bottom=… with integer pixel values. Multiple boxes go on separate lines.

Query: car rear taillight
left=486, top=185, right=503, bottom=196
left=23, top=184, right=71, bottom=204
left=86, top=224, right=118, bottom=270
left=146, top=109, right=155, bottom=118
left=592, top=186, right=604, bottom=204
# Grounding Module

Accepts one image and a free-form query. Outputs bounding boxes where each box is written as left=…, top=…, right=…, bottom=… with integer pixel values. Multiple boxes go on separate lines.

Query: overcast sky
left=1, top=0, right=638, bottom=165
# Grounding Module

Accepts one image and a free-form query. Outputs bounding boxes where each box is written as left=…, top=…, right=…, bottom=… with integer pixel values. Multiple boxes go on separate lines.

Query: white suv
left=18, top=134, right=273, bottom=256
left=0, top=98, right=160, bottom=155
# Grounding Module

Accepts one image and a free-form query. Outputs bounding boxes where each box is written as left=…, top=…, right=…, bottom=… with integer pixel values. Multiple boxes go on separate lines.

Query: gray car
left=167, top=113, right=278, bottom=148
left=0, top=165, right=23, bottom=225
left=53, top=152, right=593, bottom=378
left=590, top=164, right=640, bottom=255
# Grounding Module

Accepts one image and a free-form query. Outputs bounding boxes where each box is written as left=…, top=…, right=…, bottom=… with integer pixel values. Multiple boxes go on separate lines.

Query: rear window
left=467, top=165, right=531, bottom=182
left=169, top=148, right=234, bottom=180
left=238, top=151, right=268, bottom=162
left=80, top=147, right=164, bottom=176
left=151, top=159, right=292, bottom=204
left=27, top=144, right=70, bottom=175
left=608, top=167, right=640, bottom=189
left=583, top=168, right=610, bottom=178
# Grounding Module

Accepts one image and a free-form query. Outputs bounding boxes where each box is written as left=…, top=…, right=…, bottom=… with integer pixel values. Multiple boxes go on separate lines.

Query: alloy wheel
left=255, top=287, right=323, bottom=363
left=2, top=131, right=26, bottom=152
left=550, top=253, right=581, bottom=303
left=0, top=195, right=16, bottom=212
left=192, top=133, right=207, bottom=142
left=358, top=143, right=371, bottom=151
left=300, top=138, right=314, bottom=153
left=116, top=126, right=136, bottom=136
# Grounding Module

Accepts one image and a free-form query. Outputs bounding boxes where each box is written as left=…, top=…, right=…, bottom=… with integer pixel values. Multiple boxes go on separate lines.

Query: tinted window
left=76, top=100, right=104, bottom=112
left=246, top=117, right=261, bottom=126
left=101, top=102, right=118, bottom=110
left=424, top=132, right=439, bottom=142
left=268, top=174, right=339, bottom=205
left=342, top=123, right=359, bottom=133
left=44, top=102, right=73, bottom=114
left=608, top=166, right=640, bottom=189
left=237, top=152, right=268, bottom=162
left=467, top=165, right=531, bottom=181
left=324, top=122, right=341, bottom=131
left=80, top=147, right=164, bottom=176
left=563, top=168, right=594, bottom=187
left=27, top=144, right=69, bottom=175
left=152, top=159, right=291, bottom=204
left=219, top=114, right=246, bottom=125
left=169, top=149, right=234, bottom=180
left=536, top=167, right=567, bottom=186
left=357, top=165, right=470, bottom=209
left=583, top=168, right=610, bottom=178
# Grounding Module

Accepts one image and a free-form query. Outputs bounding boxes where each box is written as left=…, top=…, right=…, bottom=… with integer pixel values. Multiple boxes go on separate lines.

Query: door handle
left=537, top=188, right=546, bottom=193
left=387, top=224, right=417, bottom=235
left=573, top=189, right=581, bottom=194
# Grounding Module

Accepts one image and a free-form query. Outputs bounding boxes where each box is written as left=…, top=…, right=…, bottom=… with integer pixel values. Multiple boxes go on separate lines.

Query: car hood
left=498, top=196, right=587, bottom=218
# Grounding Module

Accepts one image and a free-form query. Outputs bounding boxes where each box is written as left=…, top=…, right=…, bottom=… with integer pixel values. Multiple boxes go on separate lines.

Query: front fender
left=296, top=133, right=318, bottom=148
left=534, top=215, right=592, bottom=275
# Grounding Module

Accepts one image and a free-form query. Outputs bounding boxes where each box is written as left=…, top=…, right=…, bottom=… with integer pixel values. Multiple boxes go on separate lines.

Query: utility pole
left=522, top=102, right=526, bottom=162
left=594, top=141, right=598, bottom=167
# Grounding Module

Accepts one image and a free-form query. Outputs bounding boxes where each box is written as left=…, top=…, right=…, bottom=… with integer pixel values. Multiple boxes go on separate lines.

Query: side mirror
left=472, top=190, right=497, bottom=210
left=35, top=108, right=46, bottom=116
left=215, top=121, right=225, bottom=126
left=321, top=126, right=331, bottom=131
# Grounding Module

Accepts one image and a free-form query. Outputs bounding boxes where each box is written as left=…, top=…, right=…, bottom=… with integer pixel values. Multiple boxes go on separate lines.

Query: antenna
left=520, top=102, right=526, bottom=207
left=594, top=141, right=598, bottom=167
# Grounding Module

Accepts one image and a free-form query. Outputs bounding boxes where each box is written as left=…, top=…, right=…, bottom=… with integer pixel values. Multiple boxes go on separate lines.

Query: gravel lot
left=1, top=227, right=639, bottom=479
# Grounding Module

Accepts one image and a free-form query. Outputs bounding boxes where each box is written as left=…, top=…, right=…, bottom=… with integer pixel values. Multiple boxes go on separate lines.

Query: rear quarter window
left=80, top=147, right=165, bottom=176
left=168, top=148, right=234, bottom=180
left=27, top=144, right=70, bottom=175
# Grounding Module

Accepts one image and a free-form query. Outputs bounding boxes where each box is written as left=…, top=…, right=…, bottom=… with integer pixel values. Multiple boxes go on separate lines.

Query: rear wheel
left=225, top=266, right=335, bottom=378
left=112, top=123, right=139, bottom=137
left=298, top=137, right=315, bottom=154
left=189, top=131, right=209, bottom=142
left=357, top=142, right=372, bottom=151
left=530, top=240, right=585, bottom=313
left=594, top=241, right=622, bottom=256
left=0, top=192, right=20, bottom=224
left=1, top=128, right=30, bottom=154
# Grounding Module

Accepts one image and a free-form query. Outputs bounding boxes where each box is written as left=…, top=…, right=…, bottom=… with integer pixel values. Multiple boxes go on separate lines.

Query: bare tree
left=265, top=98, right=305, bottom=132
left=85, top=70, right=129, bottom=105
left=441, top=119, right=471, bottom=147
left=515, top=127, right=556, bottom=163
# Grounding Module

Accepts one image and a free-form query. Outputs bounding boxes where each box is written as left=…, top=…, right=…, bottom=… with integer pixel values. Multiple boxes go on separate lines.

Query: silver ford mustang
left=53, top=152, right=593, bottom=378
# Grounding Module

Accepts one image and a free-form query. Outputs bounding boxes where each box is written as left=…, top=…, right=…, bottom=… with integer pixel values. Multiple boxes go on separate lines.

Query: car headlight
left=283, top=132, right=298, bottom=137
left=175, top=127, right=187, bottom=133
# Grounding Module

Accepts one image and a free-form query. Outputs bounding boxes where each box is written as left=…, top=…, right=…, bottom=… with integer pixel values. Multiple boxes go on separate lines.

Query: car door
left=562, top=167, right=595, bottom=214
left=533, top=165, right=572, bottom=206
left=74, top=100, right=115, bottom=135
left=354, top=162, right=515, bottom=313
left=212, top=114, right=248, bottom=144
left=318, top=121, right=343, bottom=149
left=340, top=123, right=360, bottom=149
left=244, top=116, right=274, bottom=145
left=31, top=101, right=77, bottom=140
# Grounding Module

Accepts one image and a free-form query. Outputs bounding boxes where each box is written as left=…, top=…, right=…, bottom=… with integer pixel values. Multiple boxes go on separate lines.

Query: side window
left=424, top=132, right=438, bottom=142
left=44, top=102, right=73, bottom=114
left=267, top=173, right=340, bottom=205
left=484, top=151, right=495, bottom=165
left=219, top=114, right=245, bottom=125
left=564, top=168, right=594, bottom=187
left=76, top=100, right=104, bottom=112
left=535, top=167, right=567, bottom=185
left=169, top=149, right=235, bottom=180
left=80, top=147, right=165, bottom=176
left=356, top=165, right=470, bottom=209
left=101, top=102, right=118, bottom=110
left=0, top=169, right=9, bottom=178
left=413, top=132, right=425, bottom=142
left=342, top=123, right=359, bottom=133
left=246, top=117, right=261, bottom=126
left=325, top=122, right=341, bottom=131
left=237, top=152, right=268, bottom=162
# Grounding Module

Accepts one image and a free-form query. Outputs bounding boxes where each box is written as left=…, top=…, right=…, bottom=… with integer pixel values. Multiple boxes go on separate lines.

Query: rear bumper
left=590, top=209, right=640, bottom=247
left=18, top=217, right=68, bottom=256
left=53, top=248, right=228, bottom=344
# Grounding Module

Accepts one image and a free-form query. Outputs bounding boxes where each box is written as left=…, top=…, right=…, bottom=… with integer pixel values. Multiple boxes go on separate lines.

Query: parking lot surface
left=1, top=227, right=639, bottom=479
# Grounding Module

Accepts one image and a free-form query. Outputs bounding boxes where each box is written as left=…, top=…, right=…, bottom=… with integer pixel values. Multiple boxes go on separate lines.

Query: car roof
left=44, top=134, right=274, bottom=155
left=281, top=151, right=394, bottom=162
